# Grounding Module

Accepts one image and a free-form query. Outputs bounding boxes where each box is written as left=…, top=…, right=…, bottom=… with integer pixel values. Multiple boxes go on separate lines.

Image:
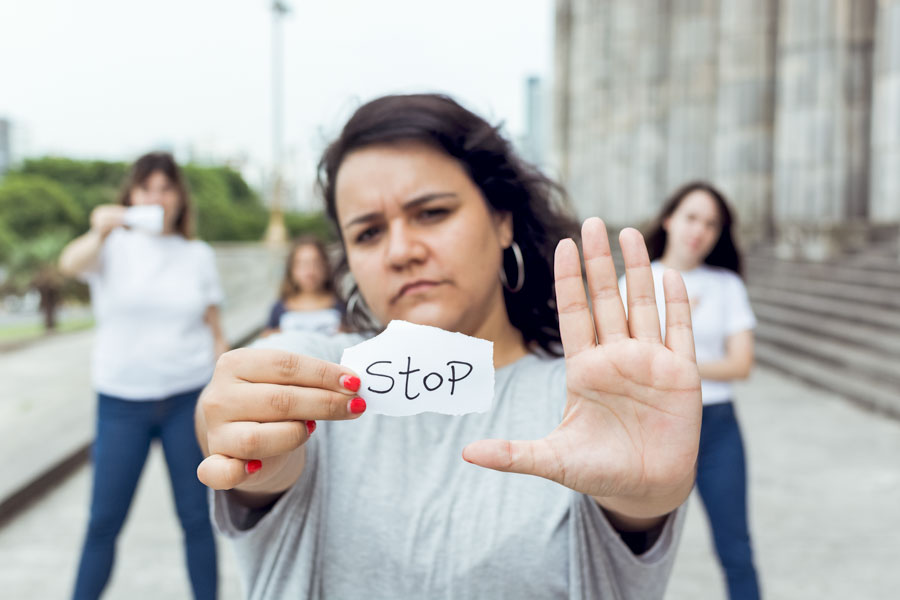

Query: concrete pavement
left=1, top=365, right=898, bottom=598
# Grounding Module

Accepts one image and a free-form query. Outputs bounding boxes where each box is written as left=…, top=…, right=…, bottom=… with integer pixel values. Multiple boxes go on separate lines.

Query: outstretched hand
left=463, top=218, right=701, bottom=520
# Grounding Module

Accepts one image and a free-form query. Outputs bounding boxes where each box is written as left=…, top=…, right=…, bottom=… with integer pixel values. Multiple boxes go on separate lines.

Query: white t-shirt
left=279, top=308, right=341, bottom=335
left=619, top=261, right=756, bottom=405
left=82, top=228, right=224, bottom=400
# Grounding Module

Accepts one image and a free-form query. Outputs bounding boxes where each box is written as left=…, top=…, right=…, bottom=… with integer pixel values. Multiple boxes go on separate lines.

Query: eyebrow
left=342, top=192, right=458, bottom=228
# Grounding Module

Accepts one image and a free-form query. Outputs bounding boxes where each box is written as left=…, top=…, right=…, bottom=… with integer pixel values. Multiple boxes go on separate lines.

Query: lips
left=392, top=280, right=445, bottom=303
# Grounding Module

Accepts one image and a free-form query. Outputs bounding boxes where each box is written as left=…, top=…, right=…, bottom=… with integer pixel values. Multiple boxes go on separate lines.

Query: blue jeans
left=696, top=401, right=761, bottom=600
left=73, top=389, right=217, bottom=600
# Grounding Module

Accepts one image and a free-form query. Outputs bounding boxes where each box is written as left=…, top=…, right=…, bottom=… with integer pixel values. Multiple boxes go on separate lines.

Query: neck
left=659, top=250, right=701, bottom=273
left=294, top=289, right=332, bottom=299
left=469, top=290, right=528, bottom=369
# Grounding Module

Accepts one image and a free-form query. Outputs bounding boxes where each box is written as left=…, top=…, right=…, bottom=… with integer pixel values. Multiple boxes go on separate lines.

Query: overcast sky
left=0, top=0, right=554, bottom=194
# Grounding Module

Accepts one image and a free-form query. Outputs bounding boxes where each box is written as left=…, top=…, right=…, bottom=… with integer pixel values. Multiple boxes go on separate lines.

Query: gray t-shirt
left=213, top=331, right=686, bottom=599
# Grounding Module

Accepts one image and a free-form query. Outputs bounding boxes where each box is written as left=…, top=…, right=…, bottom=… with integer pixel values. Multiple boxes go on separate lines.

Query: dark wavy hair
left=644, top=181, right=743, bottom=276
left=317, top=94, right=579, bottom=356
left=117, top=151, right=192, bottom=238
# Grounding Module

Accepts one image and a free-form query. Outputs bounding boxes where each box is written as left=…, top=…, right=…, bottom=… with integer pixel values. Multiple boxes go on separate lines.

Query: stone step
left=753, top=300, right=900, bottom=356
left=754, top=322, right=900, bottom=388
left=843, top=252, right=900, bottom=270
left=746, top=272, right=900, bottom=310
left=745, top=260, right=900, bottom=292
left=748, top=247, right=900, bottom=274
left=754, top=341, right=900, bottom=420
left=748, top=286, right=900, bottom=332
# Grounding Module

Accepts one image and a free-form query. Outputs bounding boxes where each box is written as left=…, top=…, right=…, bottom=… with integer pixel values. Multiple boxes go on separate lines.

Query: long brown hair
left=317, top=94, right=579, bottom=356
left=279, top=236, right=336, bottom=301
left=117, top=151, right=192, bottom=238
left=644, top=181, right=743, bottom=276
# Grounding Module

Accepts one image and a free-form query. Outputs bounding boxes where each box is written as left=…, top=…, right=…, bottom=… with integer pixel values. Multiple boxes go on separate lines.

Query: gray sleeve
left=210, top=438, right=324, bottom=599
left=208, top=330, right=367, bottom=595
left=570, top=493, right=687, bottom=600
left=209, top=329, right=363, bottom=534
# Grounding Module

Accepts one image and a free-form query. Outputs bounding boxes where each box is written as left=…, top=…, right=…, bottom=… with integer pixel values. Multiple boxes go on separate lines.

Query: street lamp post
left=264, top=0, right=290, bottom=245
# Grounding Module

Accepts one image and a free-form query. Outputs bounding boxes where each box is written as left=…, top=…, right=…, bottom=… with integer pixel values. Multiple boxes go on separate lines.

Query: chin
left=389, top=302, right=460, bottom=332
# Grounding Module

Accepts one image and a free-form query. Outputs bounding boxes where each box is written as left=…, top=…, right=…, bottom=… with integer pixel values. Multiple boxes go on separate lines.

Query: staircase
left=608, top=238, right=900, bottom=418
left=745, top=243, right=900, bottom=419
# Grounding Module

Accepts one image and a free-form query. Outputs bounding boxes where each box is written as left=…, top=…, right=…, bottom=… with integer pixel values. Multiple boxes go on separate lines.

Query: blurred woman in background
left=624, top=181, right=760, bottom=600
left=261, top=235, right=342, bottom=337
left=59, top=151, right=223, bottom=600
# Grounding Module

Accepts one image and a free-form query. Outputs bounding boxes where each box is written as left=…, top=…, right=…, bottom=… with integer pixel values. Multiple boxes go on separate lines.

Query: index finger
left=218, top=348, right=360, bottom=394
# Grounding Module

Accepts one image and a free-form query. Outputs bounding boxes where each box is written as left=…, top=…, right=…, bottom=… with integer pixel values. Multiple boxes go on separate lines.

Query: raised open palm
left=463, top=218, right=701, bottom=507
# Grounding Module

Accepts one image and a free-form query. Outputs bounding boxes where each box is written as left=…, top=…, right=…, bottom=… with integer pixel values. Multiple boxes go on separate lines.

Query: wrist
left=593, top=469, right=695, bottom=530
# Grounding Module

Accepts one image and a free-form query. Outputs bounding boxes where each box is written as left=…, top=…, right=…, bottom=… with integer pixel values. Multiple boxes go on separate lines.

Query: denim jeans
left=696, top=401, right=761, bottom=600
left=73, top=388, right=217, bottom=600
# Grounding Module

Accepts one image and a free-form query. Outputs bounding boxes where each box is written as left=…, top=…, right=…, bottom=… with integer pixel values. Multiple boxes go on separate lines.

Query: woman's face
left=663, top=190, right=723, bottom=266
left=130, top=170, right=181, bottom=233
left=292, top=245, right=328, bottom=293
left=335, top=143, right=513, bottom=336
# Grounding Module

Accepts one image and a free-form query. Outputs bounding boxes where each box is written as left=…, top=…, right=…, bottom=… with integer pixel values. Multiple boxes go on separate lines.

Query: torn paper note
left=123, top=205, right=164, bottom=234
left=340, top=320, right=494, bottom=416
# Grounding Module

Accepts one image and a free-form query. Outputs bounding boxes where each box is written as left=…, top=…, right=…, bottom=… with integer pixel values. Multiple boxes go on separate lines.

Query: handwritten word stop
left=340, top=320, right=494, bottom=416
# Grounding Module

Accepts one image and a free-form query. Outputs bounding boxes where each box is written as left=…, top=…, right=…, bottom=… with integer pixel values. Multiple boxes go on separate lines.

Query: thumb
left=462, top=438, right=560, bottom=481
left=197, top=453, right=261, bottom=490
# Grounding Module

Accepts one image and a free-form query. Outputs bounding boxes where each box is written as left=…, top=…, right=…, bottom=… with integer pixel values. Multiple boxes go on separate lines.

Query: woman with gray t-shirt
left=195, top=95, right=703, bottom=599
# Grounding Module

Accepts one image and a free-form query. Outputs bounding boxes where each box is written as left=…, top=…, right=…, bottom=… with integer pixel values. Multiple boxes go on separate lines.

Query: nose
left=384, top=221, right=426, bottom=270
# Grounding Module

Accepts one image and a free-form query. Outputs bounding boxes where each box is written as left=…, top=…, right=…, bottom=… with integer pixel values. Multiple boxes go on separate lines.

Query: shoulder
left=648, top=260, right=668, bottom=281
left=182, top=239, right=219, bottom=267
left=508, top=353, right=566, bottom=387
left=701, top=265, right=746, bottom=290
left=251, top=330, right=369, bottom=363
left=185, top=238, right=216, bottom=256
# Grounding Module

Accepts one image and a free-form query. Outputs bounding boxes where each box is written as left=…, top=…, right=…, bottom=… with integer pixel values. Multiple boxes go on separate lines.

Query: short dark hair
left=317, top=94, right=579, bottom=356
left=644, top=181, right=743, bottom=276
left=117, top=151, right=192, bottom=238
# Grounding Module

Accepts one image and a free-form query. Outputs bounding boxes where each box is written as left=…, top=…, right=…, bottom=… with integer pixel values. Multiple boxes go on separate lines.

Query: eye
left=354, top=225, right=382, bottom=244
left=417, top=207, right=450, bottom=222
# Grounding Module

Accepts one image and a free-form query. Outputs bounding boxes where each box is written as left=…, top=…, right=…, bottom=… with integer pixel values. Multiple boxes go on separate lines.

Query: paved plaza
left=1, top=365, right=898, bottom=598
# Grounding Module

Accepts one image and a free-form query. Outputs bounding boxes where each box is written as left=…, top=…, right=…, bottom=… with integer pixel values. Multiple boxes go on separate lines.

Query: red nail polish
left=349, top=397, right=366, bottom=414
left=341, top=375, right=361, bottom=392
left=306, top=420, right=316, bottom=435
left=246, top=459, right=262, bottom=474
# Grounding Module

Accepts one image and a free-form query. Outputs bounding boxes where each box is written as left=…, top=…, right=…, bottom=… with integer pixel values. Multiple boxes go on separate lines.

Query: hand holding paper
left=123, top=204, right=164, bottom=234
left=463, top=219, right=702, bottom=520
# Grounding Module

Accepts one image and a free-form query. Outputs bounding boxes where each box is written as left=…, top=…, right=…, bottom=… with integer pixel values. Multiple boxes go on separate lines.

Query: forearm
left=58, top=231, right=105, bottom=277
left=204, top=306, right=229, bottom=356
left=698, top=357, right=753, bottom=381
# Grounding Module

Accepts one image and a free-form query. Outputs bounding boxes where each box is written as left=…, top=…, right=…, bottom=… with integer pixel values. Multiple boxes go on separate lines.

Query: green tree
left=284, top=211, right=335, bottom=241
left=0, top=156, right=278, bottom=333
left=0, top=174, right=83, bottom=238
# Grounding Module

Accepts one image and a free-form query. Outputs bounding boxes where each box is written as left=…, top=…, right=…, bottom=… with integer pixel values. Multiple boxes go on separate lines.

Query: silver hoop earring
left=499, top=241, right=525, bottom=293
left=346, top=287, right=378, bottom=330
left=346, top=288, right=362, bottom=318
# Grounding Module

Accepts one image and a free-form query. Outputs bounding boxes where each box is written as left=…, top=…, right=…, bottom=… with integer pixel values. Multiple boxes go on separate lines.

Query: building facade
left=553, top=0, right=900, bottom=257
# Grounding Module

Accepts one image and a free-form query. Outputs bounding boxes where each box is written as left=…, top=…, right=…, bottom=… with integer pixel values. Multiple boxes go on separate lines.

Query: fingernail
left=246, top=459, right=262, bottom=474
left=306, top=420, right=317, bottom=435
left=349, top=397, right=366, bottom=414
left=341, top=375, right=361, bottom=392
